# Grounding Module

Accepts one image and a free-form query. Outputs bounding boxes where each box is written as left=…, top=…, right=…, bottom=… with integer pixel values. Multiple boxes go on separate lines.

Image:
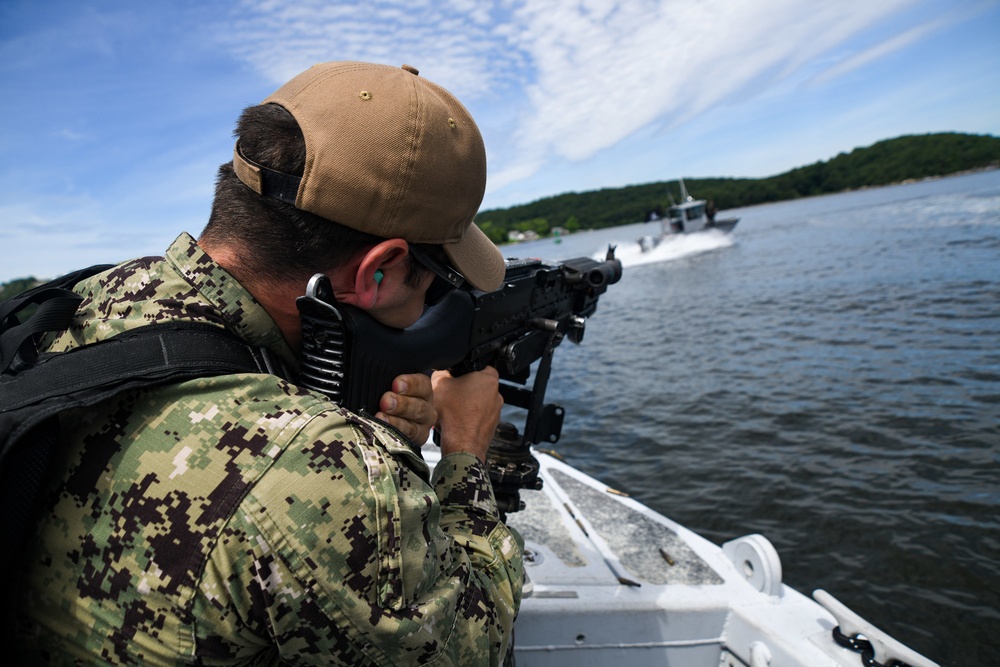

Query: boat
left=639, top=179, right=740, bottom=252
left=422, top=442, right=941, bottom=667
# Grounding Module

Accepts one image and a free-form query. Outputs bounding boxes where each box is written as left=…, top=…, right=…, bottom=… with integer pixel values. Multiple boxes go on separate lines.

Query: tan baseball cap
left=233, top=61, right=505, bottom=292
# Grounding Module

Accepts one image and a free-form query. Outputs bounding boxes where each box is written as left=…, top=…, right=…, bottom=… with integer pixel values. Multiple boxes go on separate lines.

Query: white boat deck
left=426, top=445, right=941, bottom=667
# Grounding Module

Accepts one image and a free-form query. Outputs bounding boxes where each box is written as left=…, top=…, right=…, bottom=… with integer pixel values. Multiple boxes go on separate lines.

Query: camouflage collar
left=165, top=233, right=299, bottom=373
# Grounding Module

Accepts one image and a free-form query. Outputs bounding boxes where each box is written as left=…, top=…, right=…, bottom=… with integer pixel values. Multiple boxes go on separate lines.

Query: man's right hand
left=431, top=367, right=503, bottom=464
left=376, top=373, right=437, bottom=445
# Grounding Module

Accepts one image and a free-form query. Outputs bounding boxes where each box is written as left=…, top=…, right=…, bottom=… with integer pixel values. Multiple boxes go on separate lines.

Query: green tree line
left=3, top=132, right=998, bottom=293
left=475, top=132, right=1000, bottom=244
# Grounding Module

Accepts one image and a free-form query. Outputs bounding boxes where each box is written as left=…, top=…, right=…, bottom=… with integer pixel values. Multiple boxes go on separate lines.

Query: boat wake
left=599, top=230, right=735, bottom=269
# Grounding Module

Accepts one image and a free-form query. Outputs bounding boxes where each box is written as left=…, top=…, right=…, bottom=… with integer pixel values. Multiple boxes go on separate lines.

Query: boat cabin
left=667, top=200, right=710, bottom=233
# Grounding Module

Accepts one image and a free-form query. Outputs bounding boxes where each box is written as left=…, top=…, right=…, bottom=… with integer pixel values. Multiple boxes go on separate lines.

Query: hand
left=431, top=367, right=503, bottom=463
left=376, top=373, right=437, bottom=444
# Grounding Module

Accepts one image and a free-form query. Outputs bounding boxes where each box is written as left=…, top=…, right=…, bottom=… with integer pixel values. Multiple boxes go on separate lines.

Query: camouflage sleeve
left=431, top=452, right=525, bottom=660
left=194, top=415, right=522, bottom=666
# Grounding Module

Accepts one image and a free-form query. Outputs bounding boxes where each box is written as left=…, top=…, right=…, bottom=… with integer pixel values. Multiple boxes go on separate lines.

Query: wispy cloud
left=2, top=0, right=995, bottom=281
left=221, top=0, right=526, bottom=98
left=494, top=0, right=916, bottom=181
left=810, top=15, right=947, bottom=86
left=215, top=0, right=920, bottom=196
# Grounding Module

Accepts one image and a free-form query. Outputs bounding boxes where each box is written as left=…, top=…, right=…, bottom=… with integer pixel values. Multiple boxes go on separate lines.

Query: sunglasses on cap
left=407, top=244, right=466, bottom=306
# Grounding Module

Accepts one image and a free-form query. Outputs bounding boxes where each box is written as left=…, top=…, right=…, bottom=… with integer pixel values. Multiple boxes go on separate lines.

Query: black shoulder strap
left=1, top=265, right=287, bottom=451
left=0, top=265, right=114, bottom=371
left=0, top=321, right=282, bottom=451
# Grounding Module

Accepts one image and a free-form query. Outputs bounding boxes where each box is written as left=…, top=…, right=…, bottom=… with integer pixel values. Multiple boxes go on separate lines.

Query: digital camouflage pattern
left=15, top=233, right=523, bottom=666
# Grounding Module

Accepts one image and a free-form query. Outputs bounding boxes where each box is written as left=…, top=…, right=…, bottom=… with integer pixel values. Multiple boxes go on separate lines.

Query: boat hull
left=704, top=216, right=739, bottom=233
left=638, top=217, right=739, bottom=252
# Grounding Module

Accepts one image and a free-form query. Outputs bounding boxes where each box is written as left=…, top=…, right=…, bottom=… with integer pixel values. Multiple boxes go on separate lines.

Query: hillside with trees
left=2, top=132, right=998, bottom=293
left=475, top=132, right=1000, bottom=244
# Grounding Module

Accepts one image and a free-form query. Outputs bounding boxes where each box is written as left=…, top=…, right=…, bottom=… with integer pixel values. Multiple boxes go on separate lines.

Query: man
left=15, top=62, right=523, bottom=665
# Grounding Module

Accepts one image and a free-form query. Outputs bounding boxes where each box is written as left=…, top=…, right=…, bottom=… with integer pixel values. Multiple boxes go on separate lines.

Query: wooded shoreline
left=476, top=132, right=1000, bottom=244
left=3, top=132, right=998, bottom=294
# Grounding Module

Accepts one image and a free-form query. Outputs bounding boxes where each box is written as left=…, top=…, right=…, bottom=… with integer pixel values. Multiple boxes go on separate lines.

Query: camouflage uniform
left=15, top=233, right=523, bottom=666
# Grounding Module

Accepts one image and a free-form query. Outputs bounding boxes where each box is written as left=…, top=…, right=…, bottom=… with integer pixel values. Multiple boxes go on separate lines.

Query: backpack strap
left=0, top=264, right=113, bottom=372
left=0, top=322, right=287, bottom=522
left=1, top=322, right=281, bottom=424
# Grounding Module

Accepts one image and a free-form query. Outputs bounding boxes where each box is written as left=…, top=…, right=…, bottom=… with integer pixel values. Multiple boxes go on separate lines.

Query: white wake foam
left=597, top=230, right=735, bottom=268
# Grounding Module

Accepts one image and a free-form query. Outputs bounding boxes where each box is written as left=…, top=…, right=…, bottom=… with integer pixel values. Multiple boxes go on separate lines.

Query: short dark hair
left=201, top=103, right=423, bottom=287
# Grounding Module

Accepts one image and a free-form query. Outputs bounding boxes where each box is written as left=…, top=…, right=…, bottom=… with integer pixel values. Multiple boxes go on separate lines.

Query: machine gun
left=295, top=247, right=623, bottom=515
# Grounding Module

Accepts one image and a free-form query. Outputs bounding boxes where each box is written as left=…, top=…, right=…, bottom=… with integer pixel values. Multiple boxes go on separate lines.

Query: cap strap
left=232, top=143, right=301, bottom=206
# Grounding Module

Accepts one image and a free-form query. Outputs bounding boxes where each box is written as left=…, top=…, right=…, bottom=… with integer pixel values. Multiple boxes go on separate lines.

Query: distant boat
left=639, top=179, right=739, bottom=252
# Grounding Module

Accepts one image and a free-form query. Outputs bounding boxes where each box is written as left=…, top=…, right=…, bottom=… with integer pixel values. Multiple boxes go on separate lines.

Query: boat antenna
left=679, top=178, right=692, bottom=202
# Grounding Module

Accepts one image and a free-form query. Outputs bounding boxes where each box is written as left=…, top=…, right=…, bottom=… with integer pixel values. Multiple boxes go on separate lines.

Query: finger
left=380, top=391, right=435, bottom=425
left=393, top=373, right=432, bottom=399
left=376, top=411, right=418, bottom=442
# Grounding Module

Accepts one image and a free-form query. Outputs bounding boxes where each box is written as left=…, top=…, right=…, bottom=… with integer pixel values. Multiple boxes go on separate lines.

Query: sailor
left=13, top=61, right=523, bottom=665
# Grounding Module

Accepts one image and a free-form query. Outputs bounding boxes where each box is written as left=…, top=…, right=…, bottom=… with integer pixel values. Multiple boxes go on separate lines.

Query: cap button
left=401, top=64, right=420, bottom=76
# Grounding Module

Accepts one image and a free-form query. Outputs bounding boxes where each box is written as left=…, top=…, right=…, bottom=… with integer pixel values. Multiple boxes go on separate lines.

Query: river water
left=501, top=170, right=999, bottom=667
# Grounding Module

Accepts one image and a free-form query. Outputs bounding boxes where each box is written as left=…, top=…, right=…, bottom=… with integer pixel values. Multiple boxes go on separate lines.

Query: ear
left=349, top=239, right=410, bottom=310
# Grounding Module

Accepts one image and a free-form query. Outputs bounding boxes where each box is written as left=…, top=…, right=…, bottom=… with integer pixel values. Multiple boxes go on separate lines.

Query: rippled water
left=503, top=170, right=1000, bottom=667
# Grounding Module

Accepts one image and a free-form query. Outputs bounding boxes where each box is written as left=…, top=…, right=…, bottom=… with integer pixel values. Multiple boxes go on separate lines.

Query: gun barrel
left=562, top=257, right=621, bottom=289
left=295, top=248, right=623, bottom=415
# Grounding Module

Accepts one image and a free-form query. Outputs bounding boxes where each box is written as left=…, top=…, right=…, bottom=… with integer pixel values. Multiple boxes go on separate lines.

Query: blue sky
left=1, top=0, right=998, bottom=282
